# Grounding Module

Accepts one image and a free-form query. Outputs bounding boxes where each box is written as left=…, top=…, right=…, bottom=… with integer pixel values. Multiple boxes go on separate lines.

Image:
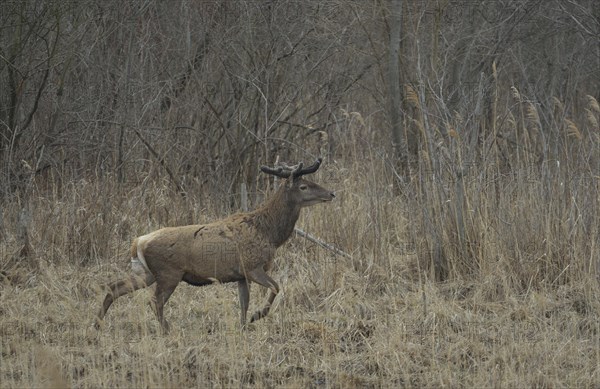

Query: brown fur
left=95, top=162, right=334, bottom=332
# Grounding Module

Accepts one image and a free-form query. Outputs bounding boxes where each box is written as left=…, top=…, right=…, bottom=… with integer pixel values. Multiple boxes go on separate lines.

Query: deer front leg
left=152, top=274, right=181, bottom=334
left=246, top=268, right=280, bottom=323
left=237, top=279, right=250, bottom=326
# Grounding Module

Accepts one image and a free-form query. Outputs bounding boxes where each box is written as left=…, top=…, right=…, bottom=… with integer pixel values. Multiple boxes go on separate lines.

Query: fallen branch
left=294, top=227, right=351, bottom=258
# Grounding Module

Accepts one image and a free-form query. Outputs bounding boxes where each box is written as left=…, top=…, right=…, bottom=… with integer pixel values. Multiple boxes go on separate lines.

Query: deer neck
left=252, top=185, right=301, bottom=247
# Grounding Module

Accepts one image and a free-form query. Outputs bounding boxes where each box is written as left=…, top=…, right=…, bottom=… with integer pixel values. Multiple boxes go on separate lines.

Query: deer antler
left=261, top=158, right=322, bottom=179
left=293, top=158, right=322, bottom=178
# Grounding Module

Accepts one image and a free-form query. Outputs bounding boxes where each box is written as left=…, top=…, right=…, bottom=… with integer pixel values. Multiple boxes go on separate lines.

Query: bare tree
left=387, top=0, right=408, bottom=179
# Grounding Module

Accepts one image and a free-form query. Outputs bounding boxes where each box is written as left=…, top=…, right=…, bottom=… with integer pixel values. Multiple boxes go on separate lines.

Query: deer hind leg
left=95, top=270, right=155, bottom=328
left=246, top=268, right=280, bottom=323
left=238, top=279, right=250, bottom=326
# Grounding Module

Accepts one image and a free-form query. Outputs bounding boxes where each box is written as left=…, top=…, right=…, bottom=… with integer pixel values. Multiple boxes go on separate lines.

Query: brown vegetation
left=1, top=94, right=598, bottom=385
left=1, top=0, right=599, bottom=387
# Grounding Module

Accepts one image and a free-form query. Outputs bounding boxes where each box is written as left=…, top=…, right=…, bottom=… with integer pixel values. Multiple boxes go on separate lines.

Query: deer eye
left=299, top=184, right=308, bottom=191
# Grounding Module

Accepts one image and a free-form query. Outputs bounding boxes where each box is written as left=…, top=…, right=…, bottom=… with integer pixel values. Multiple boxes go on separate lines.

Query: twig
left=132, top=128, right=186, bottom=197
left=294, top=227, right=350, bottom=258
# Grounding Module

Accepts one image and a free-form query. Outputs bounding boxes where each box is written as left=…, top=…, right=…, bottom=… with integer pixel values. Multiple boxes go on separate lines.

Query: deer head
left=260, top=157, right=335, bottom=207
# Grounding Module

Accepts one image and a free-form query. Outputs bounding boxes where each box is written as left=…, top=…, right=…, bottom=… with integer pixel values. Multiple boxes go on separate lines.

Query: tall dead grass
left=1, top=93, right=599, bottom=387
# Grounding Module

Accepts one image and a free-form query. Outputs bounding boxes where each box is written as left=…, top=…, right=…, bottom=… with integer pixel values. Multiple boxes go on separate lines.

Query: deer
left=95, top=158, right=334, bottom=333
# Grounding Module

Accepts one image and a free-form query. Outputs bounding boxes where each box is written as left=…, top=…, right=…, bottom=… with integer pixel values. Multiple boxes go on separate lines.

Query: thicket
left=1, top=1, right=599, bottom=387
left=2, top=0, right=598, bottom=284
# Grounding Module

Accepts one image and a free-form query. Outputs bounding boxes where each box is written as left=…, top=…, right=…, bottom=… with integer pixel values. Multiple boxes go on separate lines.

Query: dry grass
left=1, top=253, right=599, bottom=387
left=1, top=95, right=600, bottom=387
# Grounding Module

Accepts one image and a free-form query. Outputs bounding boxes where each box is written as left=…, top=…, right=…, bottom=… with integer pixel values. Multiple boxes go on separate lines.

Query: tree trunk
left=387, top=0, right=408, bottom=179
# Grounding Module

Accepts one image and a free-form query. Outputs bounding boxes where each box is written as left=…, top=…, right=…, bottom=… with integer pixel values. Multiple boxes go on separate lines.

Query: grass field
left=1, top=95, right=599, bottom=387
left=2, top=259, right=599, bottom=388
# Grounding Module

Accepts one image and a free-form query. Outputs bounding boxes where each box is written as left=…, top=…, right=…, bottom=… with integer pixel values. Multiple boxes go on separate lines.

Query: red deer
left=95, top=158, right=334, bottom=332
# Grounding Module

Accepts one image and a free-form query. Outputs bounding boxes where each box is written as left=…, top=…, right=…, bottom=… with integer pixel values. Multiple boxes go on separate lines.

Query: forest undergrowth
left=1, top=92, right=599, bottom=387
